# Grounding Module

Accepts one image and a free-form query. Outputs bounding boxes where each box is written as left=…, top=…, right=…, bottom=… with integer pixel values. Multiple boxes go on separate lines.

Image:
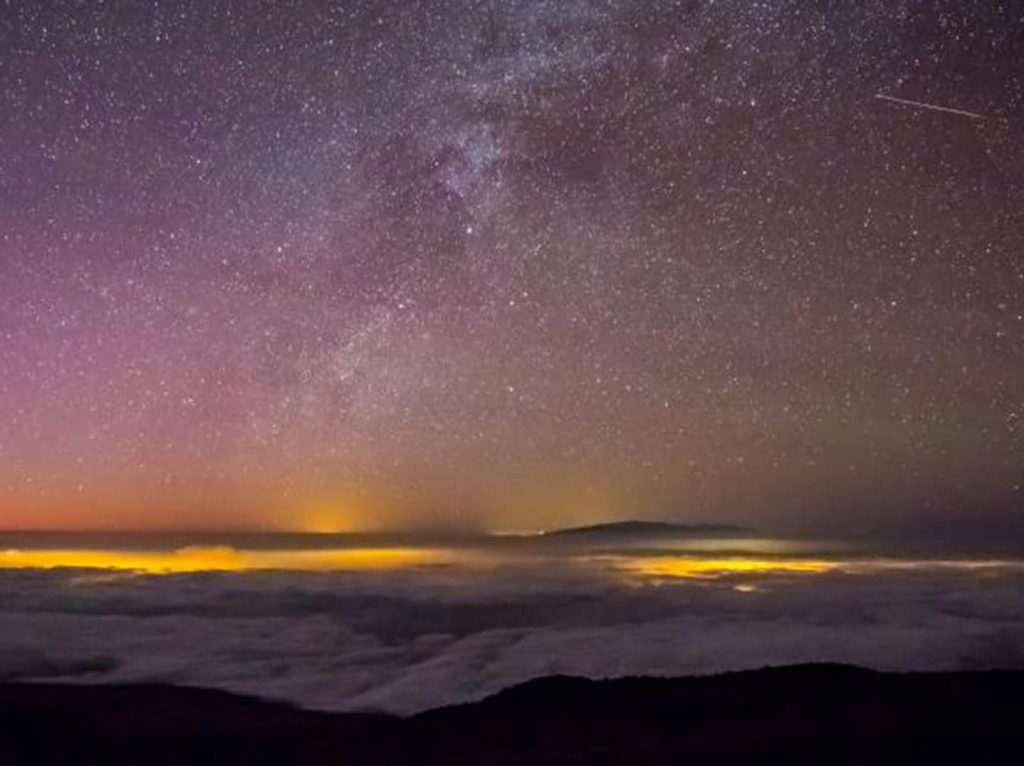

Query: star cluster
left=1, top=1, right=1022, bottom=533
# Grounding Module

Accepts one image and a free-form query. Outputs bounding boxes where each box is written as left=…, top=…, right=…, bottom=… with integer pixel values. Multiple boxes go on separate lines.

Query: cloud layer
left=3, top=559, right=1024, bottom=713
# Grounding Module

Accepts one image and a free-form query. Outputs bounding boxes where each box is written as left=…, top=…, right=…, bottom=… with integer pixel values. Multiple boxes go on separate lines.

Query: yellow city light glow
left=611, top=555, right=837, bottom=580
left=0, top=546, right=457, bottom=573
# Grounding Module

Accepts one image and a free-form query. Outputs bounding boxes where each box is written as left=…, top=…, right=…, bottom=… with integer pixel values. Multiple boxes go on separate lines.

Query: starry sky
left=1, top=0, right=1022, bottom=534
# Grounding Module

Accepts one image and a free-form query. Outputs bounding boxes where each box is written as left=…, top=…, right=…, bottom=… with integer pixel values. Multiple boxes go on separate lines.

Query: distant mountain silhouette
left=543, top=519, right=745, bottom=539
left=3, top=664, right=1023, bottom=764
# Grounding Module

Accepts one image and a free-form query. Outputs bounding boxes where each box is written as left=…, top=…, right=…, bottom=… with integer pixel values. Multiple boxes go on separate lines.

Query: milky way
left=1, top=1, right=1022, bottom=533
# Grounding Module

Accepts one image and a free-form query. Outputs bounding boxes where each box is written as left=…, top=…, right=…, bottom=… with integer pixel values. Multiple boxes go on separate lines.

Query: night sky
left=1, top=1, right=1022, bottom=533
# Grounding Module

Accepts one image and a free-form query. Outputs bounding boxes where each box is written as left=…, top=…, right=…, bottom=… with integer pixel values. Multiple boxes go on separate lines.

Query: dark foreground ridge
left=2, top=664, right=1023, bottom=765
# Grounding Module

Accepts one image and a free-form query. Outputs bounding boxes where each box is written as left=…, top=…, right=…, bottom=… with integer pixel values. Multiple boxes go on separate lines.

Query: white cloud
left=1, top=562, right=1023, bottom=713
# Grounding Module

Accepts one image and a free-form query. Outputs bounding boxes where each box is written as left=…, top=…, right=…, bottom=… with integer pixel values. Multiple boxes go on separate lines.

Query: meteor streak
left=875, top=92, right=984, bottom=120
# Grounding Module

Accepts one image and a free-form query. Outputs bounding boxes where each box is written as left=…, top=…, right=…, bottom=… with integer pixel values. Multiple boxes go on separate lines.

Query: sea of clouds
left=3, top=558, right=1024, bottom=713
